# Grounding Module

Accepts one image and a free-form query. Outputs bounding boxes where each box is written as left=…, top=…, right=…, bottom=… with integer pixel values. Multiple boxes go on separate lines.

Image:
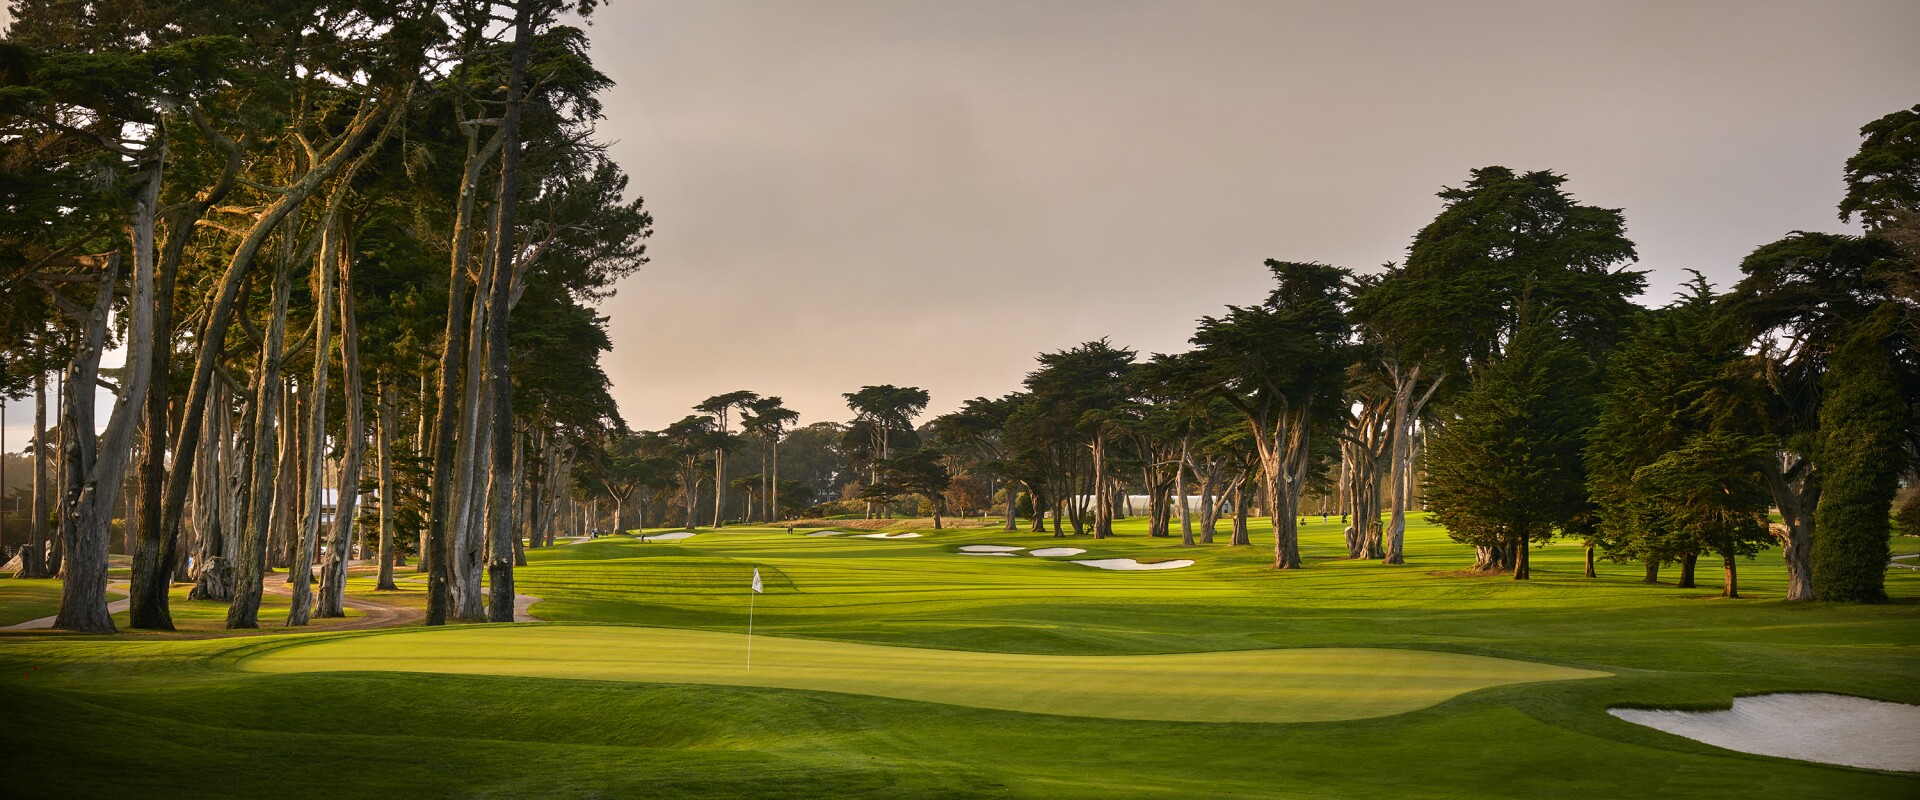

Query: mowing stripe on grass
left=243, top=624, right=1606, bottom=723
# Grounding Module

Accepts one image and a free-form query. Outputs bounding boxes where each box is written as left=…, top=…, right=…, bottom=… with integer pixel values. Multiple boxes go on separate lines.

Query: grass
left=0, top=577, right=101, bottom=627
left=1, top=513, right=1915, bottom=798
left=244, top=624, right=1604, bottom=723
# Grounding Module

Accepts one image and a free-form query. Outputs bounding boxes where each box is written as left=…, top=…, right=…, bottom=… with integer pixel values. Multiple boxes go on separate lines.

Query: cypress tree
left=1425, top=306, right=1596, bottom=580
left=1812, top=307, right=1905, bottom=602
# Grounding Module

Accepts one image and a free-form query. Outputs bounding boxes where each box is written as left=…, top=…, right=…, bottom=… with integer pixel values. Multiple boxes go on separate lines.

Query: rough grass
left=0, top=513, right=1915, bottom=798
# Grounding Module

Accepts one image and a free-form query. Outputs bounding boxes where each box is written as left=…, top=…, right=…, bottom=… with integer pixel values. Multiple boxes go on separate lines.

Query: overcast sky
left=582, top=0, right=1919, bottom=430
left=2, top=1, right=1917, bottom=448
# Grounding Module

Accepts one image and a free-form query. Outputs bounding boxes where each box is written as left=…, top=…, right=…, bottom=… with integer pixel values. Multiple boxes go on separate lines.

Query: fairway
left=244, top=624, right=1606, bottom=723
left=5, top=514, right=1919, bottom=798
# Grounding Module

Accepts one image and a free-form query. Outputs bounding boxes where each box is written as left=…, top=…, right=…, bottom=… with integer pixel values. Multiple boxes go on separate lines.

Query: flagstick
left=746, top=588, right=756, bottom=672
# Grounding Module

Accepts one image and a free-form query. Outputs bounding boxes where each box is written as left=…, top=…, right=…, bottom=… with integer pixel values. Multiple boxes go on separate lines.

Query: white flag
left=751, top=567, right=763, bottom=594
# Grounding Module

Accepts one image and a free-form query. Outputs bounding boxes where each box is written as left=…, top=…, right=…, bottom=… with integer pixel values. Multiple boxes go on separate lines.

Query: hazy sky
left=2, top=1, right=1917, bottom=446
left=583, top=0, right=1919, bottom=430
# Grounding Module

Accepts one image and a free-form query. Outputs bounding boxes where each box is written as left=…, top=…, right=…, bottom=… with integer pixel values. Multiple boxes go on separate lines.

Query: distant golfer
left=786, top=523, right=795, bottom=535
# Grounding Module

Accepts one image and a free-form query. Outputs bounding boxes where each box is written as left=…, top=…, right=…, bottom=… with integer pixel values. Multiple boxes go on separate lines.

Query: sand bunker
left=1028, top=547, right=1086, bottom=557
left=1610, top=693, right=1920, bottom=772
left=853, top=532, right=923, bottom=539
left=640, top=532, right=696, bottom=542
left=959, top=552, right=1016, bottom=556
left=804, top=530, right=848, bottom=537
left=1072, top=558, right=1194, bottom=571
left=959, top=545, right=1025, bottom=552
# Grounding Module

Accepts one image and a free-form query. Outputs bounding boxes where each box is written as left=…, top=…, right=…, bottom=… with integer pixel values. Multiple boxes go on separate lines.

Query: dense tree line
left=0, top=0, right=649, bottom=632
left=2, top=3, right=1912, bottom=618
left=632, top=104, right=1917, bottom=602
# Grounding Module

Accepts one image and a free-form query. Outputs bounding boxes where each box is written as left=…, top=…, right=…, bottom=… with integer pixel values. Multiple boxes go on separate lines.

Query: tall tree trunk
left=484, top=1, right=533, bottom=623
left=187, top=384, right=232, bottom=601
left=127, top=226, right=179, bottom=630
left=1642, top=559, right=1660, bottom=584
left=1382, top=367, right=1442, bottom=566
left=56, top=158, right=160, bottom=632
left=1253, top=407, right=1309, bottom=570
left=1091, top=435, right=1111, bottom=539
left=130, top=124, right=245, bottom=626
left=19, top=355, right=51, bottom=579
left=1584, top=544, right=1596, bottom=578
left=1230, top=477, right=1250, bottom=546
left=151, top=98, right=393, bottom=630
left=525, top=428, right=543, bottom=552
left=611, top=490, right=631, bottom=536
left=49, top=375, right=64, bottom=576
left=509, top=425, right=528, bottom=567
left=425, top=110, right=506, bottom=627
left=274, top=379, right=302, bottom=576
left=375, top=377, right=399, bottom=590
left=1722, top=556, right=1739, bottom=599
left=287, top=222, right=340, bottom=626
left=227, top=235, right=296, bottom=629
left=1176, top=441, right=1193, bottom=546
left=450, top=271, right=490, bottom=621
left=415, top=371, right=431, bottom=573
left=1195, top=457, right=1218, bottom=545
left=1677, top=551, right=1698, bottom=589
left=317, top=230, right=366, bottom=618
left=1757, top=455, right=1816, bottom=601
left=1512, top=535, right=1530, bottom=580
left=713, top=424, right=727, bottom=529
left=771, top=436, right=782, bottom=522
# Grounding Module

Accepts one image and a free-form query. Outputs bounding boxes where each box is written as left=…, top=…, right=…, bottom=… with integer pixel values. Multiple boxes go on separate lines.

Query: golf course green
left=244, top=625, right=1606, bottom=722
left=3, top=513, right=1917, bottom=798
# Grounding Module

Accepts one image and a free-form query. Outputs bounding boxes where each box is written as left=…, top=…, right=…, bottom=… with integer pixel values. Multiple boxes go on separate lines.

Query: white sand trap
left=959, top=545, right=1025, bottom=552
left=853, top=532, right=923, bottom=539
left=804, top=530, right=849, bottom=537
left=959, top=552, right=1017, bottom=556
left=640, top=532, right=696, bottom=542
left=1028, top=547, right=1086, bottom=557
left=1071, top=558, right=1194, bottom=571
left=1610, top=693, right=1920, bottom=772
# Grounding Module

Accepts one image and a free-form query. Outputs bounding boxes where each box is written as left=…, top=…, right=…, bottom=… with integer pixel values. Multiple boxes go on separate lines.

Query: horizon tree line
left=595, top=103, right=1917, bottom=603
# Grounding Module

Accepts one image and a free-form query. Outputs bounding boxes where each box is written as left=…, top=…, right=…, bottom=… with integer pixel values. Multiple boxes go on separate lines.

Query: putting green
left=243, top=624, right=1607, bottom=723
